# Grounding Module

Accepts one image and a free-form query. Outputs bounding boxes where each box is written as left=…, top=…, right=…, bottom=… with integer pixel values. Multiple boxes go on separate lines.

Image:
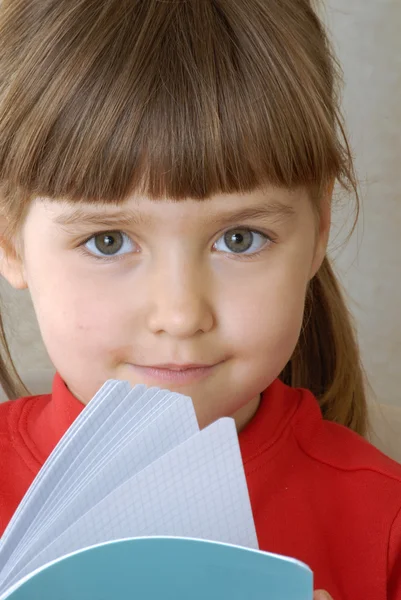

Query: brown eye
left=214, top=228, right=270, bottom=255
left=84, top=231, right=135, bottom=258
left=223, top=229, right=254, bottom=253
left=93, top=232, right=124, bottom=255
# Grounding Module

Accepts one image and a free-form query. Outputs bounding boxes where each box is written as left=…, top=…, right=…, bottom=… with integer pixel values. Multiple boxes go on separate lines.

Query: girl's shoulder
left=0, top=393, right=46, bottom=433
left=292, top=386, right=401, bottom=482
left=0, top=394, right=34, bottom=435
left=0, top=394, right=50, bottom=536
left=0, top=393, right=52, bottom=461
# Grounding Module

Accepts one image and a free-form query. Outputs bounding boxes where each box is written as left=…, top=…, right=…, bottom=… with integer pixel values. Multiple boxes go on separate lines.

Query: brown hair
left=0, top=0, right=367, bottom=434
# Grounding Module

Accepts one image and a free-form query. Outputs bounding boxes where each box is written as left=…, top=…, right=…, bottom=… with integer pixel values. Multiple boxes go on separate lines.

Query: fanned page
left=0, top=380, right=131, bottom=569
left=3, top=387, right=192, bottom=582
left=0, top=381, right=258, bottom=597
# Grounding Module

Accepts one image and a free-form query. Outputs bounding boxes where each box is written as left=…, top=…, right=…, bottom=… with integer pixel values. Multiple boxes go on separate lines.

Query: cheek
left=27, top=264, right=124, bottom=358
left=220, top=259, right=309, bottom=362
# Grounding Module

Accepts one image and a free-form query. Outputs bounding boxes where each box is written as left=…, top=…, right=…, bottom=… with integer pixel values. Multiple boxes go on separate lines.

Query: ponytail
left=281, top=256, right=368, bottom=437
left=0, top=302, right=29, bottom=399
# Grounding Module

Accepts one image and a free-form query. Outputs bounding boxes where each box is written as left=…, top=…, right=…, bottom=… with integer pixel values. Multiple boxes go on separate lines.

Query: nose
left=145, top=259, right=215, bottom=339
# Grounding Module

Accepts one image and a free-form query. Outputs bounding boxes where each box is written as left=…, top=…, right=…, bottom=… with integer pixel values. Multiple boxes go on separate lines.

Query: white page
left=1, top=384, right=185, bottom=582
left=5, top=418, right=258, bottom=590
left=2, top=394, right=199, bottom=588
left=0, top=380, right=116, bottom=548
left=0, top=380, right=134, bottom=580
left=0, top=380, right=126, bottom=570
left=43, top=389, right=177, bottom=509
left=20, top=387, right=174, bottom=541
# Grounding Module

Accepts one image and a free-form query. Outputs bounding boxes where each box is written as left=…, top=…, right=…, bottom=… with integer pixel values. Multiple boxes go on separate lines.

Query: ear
left=309, top=179, right=334, bottom=279
left=0, top=215, right=27, bottom=290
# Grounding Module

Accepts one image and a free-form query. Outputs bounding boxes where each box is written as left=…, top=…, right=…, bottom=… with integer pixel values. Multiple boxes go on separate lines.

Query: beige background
left=0, top=0, right=400, bottom=408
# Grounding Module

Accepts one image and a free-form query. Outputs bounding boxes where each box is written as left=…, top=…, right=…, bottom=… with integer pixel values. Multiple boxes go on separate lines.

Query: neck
left=233, top=393, right=261, bottom=434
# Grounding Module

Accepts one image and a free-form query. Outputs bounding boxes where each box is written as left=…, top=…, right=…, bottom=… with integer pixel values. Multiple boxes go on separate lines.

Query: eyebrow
left=53, top=201, right=296, bottom=230
left=210, top=202, right=296, bottom=227
left=53, top=207, right=150, bottom=229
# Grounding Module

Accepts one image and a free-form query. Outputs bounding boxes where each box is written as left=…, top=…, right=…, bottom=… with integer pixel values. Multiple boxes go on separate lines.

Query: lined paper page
left=7, top=418, right=258, bottom=587
left=0, top=380, right=129, bottom=571
left=5, top=383, right=152, bottom=570
left=2, top=394, right=199, bottom=588
left=0, top=381, right=143, bottom=582
left=43, top=389, right=180, bottom=519
left=23, top=387, right=178, bottom=540
left=0, top=385, right=196, bottom=583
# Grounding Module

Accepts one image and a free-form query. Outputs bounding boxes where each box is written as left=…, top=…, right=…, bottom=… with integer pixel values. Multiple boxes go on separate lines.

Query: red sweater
left=1, top=374, right=401, bottom=599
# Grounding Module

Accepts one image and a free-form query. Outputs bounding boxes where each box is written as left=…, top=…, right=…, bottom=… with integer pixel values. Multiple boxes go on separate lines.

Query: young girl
left=0, top=0, right=400, bottom=598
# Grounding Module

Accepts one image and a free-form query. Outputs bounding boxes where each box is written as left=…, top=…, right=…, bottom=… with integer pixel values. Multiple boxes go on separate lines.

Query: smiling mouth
left=128, top=361, right=223, bottom=385
left=142, top=363, right=218, bottom=371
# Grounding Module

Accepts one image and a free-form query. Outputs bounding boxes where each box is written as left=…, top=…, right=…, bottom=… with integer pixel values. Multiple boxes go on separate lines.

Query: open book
left=0, top=380, right=313, bottom=599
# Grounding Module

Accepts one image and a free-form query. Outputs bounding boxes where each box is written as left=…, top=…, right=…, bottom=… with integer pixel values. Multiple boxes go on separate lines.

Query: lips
left=142, top=363, right=217, bottom=371
left=127, top=361, right=223, bottom=385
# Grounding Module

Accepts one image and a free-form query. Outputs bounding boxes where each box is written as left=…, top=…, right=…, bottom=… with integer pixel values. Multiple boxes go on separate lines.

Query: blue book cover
left=3, top=537, right=313, bottom=600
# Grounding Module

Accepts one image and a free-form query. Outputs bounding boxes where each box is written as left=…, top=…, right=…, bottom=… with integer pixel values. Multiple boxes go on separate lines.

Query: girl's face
left=1, top=186, right=329, bottom=430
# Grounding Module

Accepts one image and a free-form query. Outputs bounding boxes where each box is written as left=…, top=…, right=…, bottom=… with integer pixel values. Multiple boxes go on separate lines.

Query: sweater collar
left=33, top=373, right=85, bottom=459
left=35, top=373, right=310, bottom=464
left=238, top=378, right=304, bottom=465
